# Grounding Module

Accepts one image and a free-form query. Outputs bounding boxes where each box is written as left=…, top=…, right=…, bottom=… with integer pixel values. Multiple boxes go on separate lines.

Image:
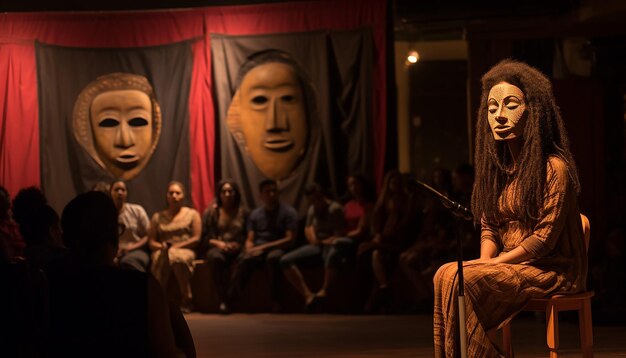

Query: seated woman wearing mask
left=433, top=60, right=586, bottom=357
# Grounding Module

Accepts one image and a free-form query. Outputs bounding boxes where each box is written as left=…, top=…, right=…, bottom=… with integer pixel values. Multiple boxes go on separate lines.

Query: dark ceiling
left=0, top=0, right=579, bottom=21
left=1, top=0, right=624, bottom=40
left=395, top=0, right=578, bottom=25
left=394, top=0, right=579, bottom=40
left=2, top=0, right=290, bottom=12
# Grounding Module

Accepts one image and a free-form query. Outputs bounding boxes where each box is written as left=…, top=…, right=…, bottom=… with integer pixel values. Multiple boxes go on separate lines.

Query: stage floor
left=185, top=313, right=626, bottom=357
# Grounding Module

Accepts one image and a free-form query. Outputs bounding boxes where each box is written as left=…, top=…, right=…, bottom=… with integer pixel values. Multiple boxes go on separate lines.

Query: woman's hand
left=226, top=242, right=240, bottom=251
left=246, top=246, right=264, bottom=257
left=320, top=237, right=337, bottom=245
left=466, top=257, right=496, bottom=264
left=214, top=241, right=227, bottom=251
left=466, top=245, right=532, bottom=265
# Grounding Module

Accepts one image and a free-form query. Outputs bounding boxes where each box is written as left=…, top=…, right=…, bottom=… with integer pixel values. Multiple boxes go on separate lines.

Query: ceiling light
left=406, top=50, right=419, bottom=64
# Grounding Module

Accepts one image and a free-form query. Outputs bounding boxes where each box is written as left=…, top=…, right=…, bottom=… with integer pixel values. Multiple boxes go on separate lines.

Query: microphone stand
left=414, top=179, right=472, bottom=358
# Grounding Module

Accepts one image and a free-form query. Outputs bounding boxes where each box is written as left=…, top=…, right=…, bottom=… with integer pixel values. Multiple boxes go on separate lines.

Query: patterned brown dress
left=150, top=206, right=201, bottom=302
left=433, top=156, right=587, bottom=357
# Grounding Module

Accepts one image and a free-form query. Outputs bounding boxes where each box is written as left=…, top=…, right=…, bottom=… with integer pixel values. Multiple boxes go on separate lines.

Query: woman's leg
left=150, top=248, right=171, bottom=288
left=363, top=249, right=393, bottom=312
left=371, top=249, right=388, bottom=288
left=119, top=249, right=150, bottom=272
left=169, top=248, right=196, bottom=310
left=318, top=237, right=354, bottom=297
left=206, top=247, right=228, bottom=306
left=433, top=261, right=561, bottom=357
left=399, top=249, right=433, bottom=305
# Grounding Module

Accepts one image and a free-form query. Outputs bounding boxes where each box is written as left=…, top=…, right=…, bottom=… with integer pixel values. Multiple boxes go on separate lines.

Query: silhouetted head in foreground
left=61, top=191, right=118, bottom=265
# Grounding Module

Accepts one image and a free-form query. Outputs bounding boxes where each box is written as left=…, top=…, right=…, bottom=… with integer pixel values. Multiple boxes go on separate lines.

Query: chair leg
left=579, top=299, right=594, bottom=358
left=501, top=322, right=514, bottom=358
left=546, top=303, right=559, bottom=358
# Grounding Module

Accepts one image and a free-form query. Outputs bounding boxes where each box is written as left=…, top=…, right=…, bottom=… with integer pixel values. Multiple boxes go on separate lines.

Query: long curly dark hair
left=215, top=179, right=242, bottom=209
left=471, top=59, right=580, bottom=226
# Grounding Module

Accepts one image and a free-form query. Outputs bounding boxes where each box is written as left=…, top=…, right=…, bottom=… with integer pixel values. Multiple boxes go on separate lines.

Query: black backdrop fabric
left=211, top=29, right=373, bottom=215
left=36, top=41, right=193, bottom=216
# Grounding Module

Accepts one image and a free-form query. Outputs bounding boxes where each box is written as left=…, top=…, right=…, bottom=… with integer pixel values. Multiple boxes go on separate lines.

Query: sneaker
left=304, top=294, right=318, bottom=313
left=219, top=302, right=231, bottom=314
left=180, top=304, right=193, bottom=314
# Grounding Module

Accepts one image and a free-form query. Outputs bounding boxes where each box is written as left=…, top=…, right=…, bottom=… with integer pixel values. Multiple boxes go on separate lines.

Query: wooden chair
left=501, top=214, right=594, bottom=358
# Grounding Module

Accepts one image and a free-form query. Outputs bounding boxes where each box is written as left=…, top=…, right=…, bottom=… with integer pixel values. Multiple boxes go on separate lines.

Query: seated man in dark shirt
left=229, top=179, right=298, bottom=311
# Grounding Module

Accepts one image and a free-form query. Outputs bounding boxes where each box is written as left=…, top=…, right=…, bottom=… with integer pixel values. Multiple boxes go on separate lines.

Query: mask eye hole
left=128, top=117, right=149, bottom=127
left=99, top=118, right=119, bottom=127
left=281, top=95, right=295, bottom=103
left=252, top=96, right=268, bottom=105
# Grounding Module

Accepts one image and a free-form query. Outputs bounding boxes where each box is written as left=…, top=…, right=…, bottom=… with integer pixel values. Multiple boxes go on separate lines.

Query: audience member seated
left=401, top=173, right=424, bottom=241
left=431, top=167, right=453, bottom=197
left=399, top=194, right=454, bottom=311
left=0, top=233, right=9, bottom=263
left=111, top=179, right=151, bottom=272
left=450, top=164, right=474, bottom=208
left=342, top=174, right=375, bottom=243
left=342, top=174, right=376, bottom=310
left=1, top=239, right=48, bottom=357
left=149, top=181, right=201, bottom=313
left=399, top=166, right=479, bottom=312
left=46, top=191, right=192, bottom=357
left=280, top=183, right=347, bottom=310
left=450, top=164, right=480, bottom=261
left=0, top=186, right=24, bottom=262
left=230, top=179, right=297, bottom=312
left=23, top=205, right=68, bottom=270
left=201, top=179, right=248, bottom=314
left=11, top=187, right=68, bottom=269
left=3, top=187, right=56, bottom=356
left=11, top=186, right=47, bottom=228
left=358, top=170, right=412, bottom=312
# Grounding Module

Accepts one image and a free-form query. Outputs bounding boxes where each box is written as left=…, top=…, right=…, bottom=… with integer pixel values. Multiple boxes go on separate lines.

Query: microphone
left=411, top=176, right=472, bottom=358
left=411, top=178, right=473, bottom=221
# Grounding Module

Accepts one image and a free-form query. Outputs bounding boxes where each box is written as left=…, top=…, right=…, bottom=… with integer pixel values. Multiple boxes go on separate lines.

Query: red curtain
left=0, top=0, right=387, bottom=212
left=0, top=42, right=39, bottom=191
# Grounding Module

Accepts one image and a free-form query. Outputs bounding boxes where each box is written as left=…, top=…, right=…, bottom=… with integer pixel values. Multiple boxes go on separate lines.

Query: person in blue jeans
left=229, top=179, right=298, bottom=311
left=280, top=183, right=350, bottom=309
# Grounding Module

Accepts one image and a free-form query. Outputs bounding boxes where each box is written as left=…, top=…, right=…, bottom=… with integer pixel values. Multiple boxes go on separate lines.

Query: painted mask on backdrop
left=73, top=73, right=161, bottom=180
left=227, top=55, right=311, bottom=180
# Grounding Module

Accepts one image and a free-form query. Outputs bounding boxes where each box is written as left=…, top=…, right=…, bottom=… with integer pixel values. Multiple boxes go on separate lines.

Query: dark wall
left=408, top=60, right=469, bottom=180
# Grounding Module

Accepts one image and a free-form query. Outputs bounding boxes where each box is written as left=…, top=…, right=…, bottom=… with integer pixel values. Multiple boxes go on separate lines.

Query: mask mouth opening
left=115, top=153, right=140, bottom=168
left=264, top=136, right=294, bottom=151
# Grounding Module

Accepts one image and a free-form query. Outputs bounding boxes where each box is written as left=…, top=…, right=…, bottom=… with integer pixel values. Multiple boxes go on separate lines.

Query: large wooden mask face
left=227, top=62, right=308, bottom=180
left=73, top=73, right=161, bottom=180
